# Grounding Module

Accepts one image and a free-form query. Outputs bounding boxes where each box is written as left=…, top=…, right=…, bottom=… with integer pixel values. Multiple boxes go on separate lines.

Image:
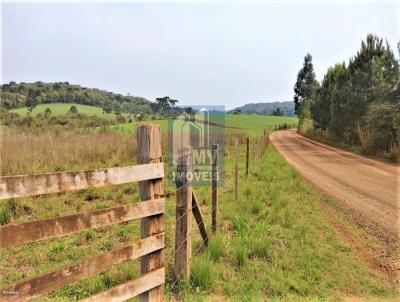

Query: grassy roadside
left=0, top=128, right=397, bottom=300
left=168, top=144, right=397, bottom=301
left=298, top=122, right=399, bottom=164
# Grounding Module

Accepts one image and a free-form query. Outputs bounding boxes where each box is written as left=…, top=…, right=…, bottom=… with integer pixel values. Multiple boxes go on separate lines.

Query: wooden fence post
left=137, top=124, right=164, bottom=302
left=192, top=192, right=209, bottom=246
left=263, top=129, right=267, bottom=153
left=175, top=146, right=193, bottom=281
left=211, top=144, right=219, bottom=233
left=234, top=138, right=239, bottom=201
left=246, top=137, right=249, bottom=177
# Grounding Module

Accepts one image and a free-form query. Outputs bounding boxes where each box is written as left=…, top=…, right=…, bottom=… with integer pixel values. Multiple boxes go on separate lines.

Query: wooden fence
left=171, top=129, right=269, bottom=282
left=0, top=124, right=165, bottom=302
left=0, top=125, right=270, bottom=300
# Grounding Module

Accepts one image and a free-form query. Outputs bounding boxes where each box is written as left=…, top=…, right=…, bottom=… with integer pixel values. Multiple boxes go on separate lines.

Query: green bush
left=0, top=206, right=11, bottom=225
left=234, top=245, right=248, bottom=267
left=82, top=187, right=102, bottom=201
left=191, top=256, right=215, bottom=290
left=206, top=234, right=226, bottom=262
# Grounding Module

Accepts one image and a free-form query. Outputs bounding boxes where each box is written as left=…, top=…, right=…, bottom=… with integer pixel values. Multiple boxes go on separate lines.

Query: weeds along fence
left=0, top=124, right=270, bottom=301
left=169, top=128, right=270, bottom=286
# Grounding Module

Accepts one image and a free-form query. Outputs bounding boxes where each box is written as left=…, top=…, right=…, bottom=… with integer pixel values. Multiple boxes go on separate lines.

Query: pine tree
left=293, top=53, right=318, bottom=115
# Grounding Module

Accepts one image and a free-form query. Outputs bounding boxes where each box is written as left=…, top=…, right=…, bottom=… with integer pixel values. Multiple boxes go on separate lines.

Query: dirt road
left=270, top=129, right=399, bottom=244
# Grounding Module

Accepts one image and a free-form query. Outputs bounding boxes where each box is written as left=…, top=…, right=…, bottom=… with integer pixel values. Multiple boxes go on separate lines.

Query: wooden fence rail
left=0, top=198, right=165, bottom=248
left=0, top=123, right=165, bottom=302
left=0, top=163, right=163, bottom=200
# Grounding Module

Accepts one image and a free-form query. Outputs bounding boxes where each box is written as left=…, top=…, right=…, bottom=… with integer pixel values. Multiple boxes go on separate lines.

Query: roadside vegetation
left=0, top=118, right=397, bottom=300
left=293, top=34, right=400, bottom=162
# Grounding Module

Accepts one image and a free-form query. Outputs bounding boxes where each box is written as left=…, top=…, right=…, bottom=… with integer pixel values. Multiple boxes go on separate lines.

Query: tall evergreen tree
left=293, top=53, right=318, bottom=115
left=348, top=35, right=398, bottom=115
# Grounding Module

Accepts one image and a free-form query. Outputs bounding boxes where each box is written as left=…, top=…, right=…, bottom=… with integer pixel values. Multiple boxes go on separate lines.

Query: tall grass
left=0, top=129, right=137, bottom=176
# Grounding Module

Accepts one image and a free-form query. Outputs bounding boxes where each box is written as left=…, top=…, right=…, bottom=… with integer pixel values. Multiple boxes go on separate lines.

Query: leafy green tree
left=103, top=107, right=112, bottom=114
left=44, top=107, right=52, bottom=117
left=69, top=105, right=78, bottom=114
left=185, top=107, right=194, bottom=114
left=155, top=96, right=179, bottom=115
left=311, top=63, right=352, bottom=137
left=115, top=113, right=126, bottom=124
left=272, top=107, right=283, bottom=116
left=27, top=89, right=40, bottom=111
left=365, top=102, right=397, bottom=153
left=293, top=53, right=319, bottom=115
left=307, top=34, right=399, bottom=156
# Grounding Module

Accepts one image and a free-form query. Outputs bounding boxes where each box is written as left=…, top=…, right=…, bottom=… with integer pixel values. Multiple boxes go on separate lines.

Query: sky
left=1, top=1, right=399, bottom=110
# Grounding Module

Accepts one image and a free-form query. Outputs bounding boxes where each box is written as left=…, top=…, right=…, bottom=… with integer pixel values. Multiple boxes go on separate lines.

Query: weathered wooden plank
left=0, top=198, right=165, bottom=248
left=0, top=163, right=164, bottom=200
left=192, top=192, right=208, bottom=246
left=0, top=234, right=164, bottom=302
left=80, top=267, right=165, bottom=302
left=137, top=124, right=165, bottom=302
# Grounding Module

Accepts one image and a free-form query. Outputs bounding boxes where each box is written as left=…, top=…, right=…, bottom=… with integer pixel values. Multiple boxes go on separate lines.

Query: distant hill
left=0, top=81, right=156, bottom=114
left=229, top=101, right=295, bottom=116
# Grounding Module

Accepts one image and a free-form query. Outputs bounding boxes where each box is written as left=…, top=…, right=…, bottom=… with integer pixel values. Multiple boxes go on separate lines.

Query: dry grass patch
left=0, top=129, right=136, bottom=176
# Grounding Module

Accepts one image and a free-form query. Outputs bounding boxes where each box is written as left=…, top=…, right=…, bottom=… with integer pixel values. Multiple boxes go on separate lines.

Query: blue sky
left=1, top=1, right=398, bottom=109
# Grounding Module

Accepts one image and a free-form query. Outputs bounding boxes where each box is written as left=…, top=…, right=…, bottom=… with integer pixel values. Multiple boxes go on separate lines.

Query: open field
left=11, top=103, right=122, bottom=120
left=0, top=127, right=398, bottom=301
left=112, top=114, right=298, bottom=136
left=225, top=114, right=297, bottom=135
left=8, top=104, right=297, bottom=136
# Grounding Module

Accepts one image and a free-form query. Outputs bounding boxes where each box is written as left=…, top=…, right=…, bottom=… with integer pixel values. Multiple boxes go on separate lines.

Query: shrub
left=250, top=238, right=271, bottom=259
left=0, top=206, right=11, bottom=225
left=69, top=105, right=78, bottom=114
left=82, top=188, right=101, bottom=201
left=191, top=256, right=215, bottom=290
left=85, top=230, right=94, bottom=240
left=234, top=245, right=248, bottom=267
left=116, top=227, right=130, bottom=240
left=206, top=234, right=226, bottom=262
left=251, top=200, right=263, bottom=215
left=232, top=215, right=249, bottom=236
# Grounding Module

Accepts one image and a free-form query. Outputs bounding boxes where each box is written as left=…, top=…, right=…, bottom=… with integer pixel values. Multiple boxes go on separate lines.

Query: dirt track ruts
left=270, top=129, right=399, bottom=245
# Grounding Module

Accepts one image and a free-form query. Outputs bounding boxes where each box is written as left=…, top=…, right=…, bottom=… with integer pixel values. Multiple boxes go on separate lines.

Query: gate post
left=211, top=144, right=219, bottom=233
left=175, top=146, right=193, bottom=280
left=137, top=124, right=164, bottom=302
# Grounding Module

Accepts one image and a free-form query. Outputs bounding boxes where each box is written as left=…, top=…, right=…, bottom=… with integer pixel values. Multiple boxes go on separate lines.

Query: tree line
left=0, top=82, right=188, bottom=119
left=294, top=34, right=399, bottom=159
left=0, top=81, right=161, bottom=115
